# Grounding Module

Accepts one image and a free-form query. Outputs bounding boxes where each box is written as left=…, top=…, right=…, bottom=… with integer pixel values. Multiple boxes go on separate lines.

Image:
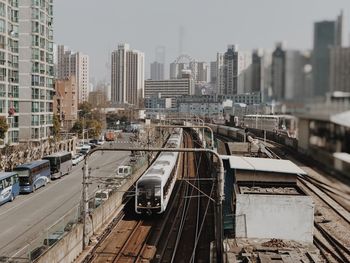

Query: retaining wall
left=35, top=162, right=148, bottom=263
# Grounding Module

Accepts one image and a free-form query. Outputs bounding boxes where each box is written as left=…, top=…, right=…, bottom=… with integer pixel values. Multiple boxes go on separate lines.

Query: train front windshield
left=137, top=180, right=161, bottom=207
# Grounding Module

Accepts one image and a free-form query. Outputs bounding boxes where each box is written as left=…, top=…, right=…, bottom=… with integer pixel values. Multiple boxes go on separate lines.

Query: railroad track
left=152, top=129, right=215, bottom=263
left=215, top=132, right=350, bottom=262
left=257, top=137, right=350, bottom=263
left=85, top=128, right=214, bottom=263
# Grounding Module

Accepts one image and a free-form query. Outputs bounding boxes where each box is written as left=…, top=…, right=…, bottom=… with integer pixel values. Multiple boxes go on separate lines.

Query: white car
left=72, top=154, right=84, bottom=166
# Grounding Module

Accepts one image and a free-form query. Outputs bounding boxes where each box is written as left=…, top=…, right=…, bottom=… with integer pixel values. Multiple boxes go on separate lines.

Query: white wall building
left=111, top=43, right=145, bottom=106
left=19, top=0, right=54, bottom=142
left=0, top=0, right=19, bottom=145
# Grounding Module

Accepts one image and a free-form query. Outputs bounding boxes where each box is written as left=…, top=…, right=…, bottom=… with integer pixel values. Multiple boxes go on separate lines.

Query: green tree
left=0, top=116, right=8, bottom=140
left=70, top=120, right=83, bottom=137
left=52, top=114, right=61, bottom=138
left=78, top=102, right=93, bottom=118
left=87, top=119, right=102, bottom=138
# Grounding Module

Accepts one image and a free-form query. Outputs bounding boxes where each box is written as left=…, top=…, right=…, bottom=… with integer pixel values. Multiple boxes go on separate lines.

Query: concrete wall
left=35, top=223, right=83, bottom=263
left=235, top=194, right=314, bottom=243
left=236, top=171, right=297, bottom=184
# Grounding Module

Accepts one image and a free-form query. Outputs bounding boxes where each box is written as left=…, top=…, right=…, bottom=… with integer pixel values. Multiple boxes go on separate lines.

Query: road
left=0, top=138, right=133, bottom=260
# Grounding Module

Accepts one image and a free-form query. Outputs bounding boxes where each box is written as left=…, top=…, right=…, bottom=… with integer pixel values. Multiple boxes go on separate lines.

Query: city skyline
left=55, top=0, right=350, bottom=81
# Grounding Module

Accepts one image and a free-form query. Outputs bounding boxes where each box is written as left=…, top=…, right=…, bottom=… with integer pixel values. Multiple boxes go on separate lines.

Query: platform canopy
left=330, top=110, right=350, bottom=128
left=221, top=155, right=307, bottom=175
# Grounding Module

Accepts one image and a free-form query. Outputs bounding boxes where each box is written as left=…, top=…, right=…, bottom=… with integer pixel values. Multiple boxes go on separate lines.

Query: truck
left=105, top=130, right=116, bottom=141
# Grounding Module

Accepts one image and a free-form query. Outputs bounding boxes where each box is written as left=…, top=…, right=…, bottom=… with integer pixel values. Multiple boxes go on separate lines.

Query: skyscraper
left=313, top=11, right=343, bottom=97
left=330, top=47, right=350, bottom=93
left=150, top=62, right=164, bottom=80
left=219, top=45, right=248, bottom=95
left=111, top=44, right=144, bottom=106
left=271, top=43, right=286, bottom=101
left=150, top=46, right=165, bottom=80
left=0, top=1, right=19, bottom=145
left=57, top=45, right=89, bottom=103
left=196, top=62, right=208, bottom=82
left=210, top=61, right=217, bottom=84
left=19, top=0, right=54, bottom=142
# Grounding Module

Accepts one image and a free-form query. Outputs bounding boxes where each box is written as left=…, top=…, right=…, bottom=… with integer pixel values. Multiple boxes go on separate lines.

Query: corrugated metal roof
left=221, top=155, right=307, bottom=175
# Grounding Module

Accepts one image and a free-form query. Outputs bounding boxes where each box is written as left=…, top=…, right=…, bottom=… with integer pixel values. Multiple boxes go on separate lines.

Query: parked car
left=89, top=139, right=98, bottom=145
left=80, top=144, right=91, bottom=155
left=72, top=154, right=84, bottom=166
left=97, top=139, right=105, bottom=145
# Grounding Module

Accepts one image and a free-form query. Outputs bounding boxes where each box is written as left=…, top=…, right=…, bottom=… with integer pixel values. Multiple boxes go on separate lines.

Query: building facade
left=0, top=0, right=19, bottom=146
left=19, top=0, right=54, bottom=142
left=144, top=75, right=193, bottom=108
left=54, top=76, right=77, bottom=130
left=150, top=61, right=164, bottom=80
left=196, top=62, right=208, bottom=82
left=313, top=12, right=342, bottom=97
left=111, top=43, right=144, bottom=106
left=330, top=47, right=350, bottom=93
left=176, top=95, right=223, bottom=119
left=57, top=45, right=89, bottom=103
left=271, top=43, right=286, bottom=101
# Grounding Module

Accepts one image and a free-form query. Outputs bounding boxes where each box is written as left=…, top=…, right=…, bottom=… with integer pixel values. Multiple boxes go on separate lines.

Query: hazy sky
left=54, top=0, right=350, bottom=82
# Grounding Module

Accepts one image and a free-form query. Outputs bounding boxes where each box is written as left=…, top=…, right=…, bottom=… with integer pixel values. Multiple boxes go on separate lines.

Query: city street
left=0, top=142, right=131, bottom=259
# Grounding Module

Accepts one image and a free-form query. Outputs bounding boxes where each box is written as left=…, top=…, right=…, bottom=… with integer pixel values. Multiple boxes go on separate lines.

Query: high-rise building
left=313, top=11, right=343, bottom=97
left=196, top=62, right=208, bottom=82
left=111, top=43, right=144, bottom=106
left=53, top=76, right=78, bottom=130
left=210, top=61, right=217, bottom=84
left=19, top=0, right=54, bottom=142
left=216, top=53, right=224, bottom=94
left=150, top=61, right=164, bottom=80
left=251, top=50, right=264, bottom=93
left=271, top=43, right=286, bottom=101
left=218, top=45, right=248, bottom=96
left=0, top=1, right=19, bottom=145
left=285, top=50, right=304, bottom=100
left=57, top=45, right=89, bottom=103
left=330, top=47, right=350, bottom=93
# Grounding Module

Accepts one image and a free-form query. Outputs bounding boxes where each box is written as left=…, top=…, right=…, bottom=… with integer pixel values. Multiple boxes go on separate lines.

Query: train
left=207, top=122, right=298, bottom=150
left=242, top=115, right=297, bottom=138
left=135, top=128, right=183, bottom=214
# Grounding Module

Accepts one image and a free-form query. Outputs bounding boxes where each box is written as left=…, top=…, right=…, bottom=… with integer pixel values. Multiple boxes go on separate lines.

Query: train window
left=155, top=187, right=161, bottom=197
left=146, top=189, right=152, bottom=198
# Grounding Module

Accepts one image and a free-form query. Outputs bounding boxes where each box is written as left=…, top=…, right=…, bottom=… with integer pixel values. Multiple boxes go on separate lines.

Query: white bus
left=43, top=152, right=72, bottom=179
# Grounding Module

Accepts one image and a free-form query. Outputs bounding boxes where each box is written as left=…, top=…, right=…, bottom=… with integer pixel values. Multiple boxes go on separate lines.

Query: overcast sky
left=54, top=0, right=350, bottom=82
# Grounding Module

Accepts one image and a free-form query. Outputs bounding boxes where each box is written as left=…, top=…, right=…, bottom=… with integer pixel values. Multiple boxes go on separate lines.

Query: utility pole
left=82, top=160, right=89, bottom=249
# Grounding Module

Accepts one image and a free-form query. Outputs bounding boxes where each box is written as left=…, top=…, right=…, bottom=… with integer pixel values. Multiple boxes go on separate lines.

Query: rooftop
left=221, top=155, right=307, bottom=175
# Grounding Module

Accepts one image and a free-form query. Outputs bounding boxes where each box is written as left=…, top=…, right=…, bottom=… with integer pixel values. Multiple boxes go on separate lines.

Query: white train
left=242, top=115, right=297, bottom=137
left=135, top=128, right=183, bottom=214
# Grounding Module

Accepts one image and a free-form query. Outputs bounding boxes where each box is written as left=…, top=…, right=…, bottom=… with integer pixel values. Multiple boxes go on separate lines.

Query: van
left=116, top=166, right=132, bottom=178
left=95, top=188, right=113, bottom=207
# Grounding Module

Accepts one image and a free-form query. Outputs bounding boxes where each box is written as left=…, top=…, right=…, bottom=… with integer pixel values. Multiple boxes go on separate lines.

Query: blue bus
left=14, top=160, right=51, bottom=193
left=0, top=172, right=20, bottom=205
